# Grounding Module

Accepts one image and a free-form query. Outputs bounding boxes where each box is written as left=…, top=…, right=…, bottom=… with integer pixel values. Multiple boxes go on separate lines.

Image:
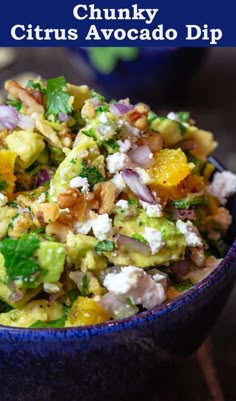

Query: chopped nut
left=8, top=212, right=36, bottom=238
left=46, top=221, right=71, bottom=242
left=81, top=100, right=96, bottom=119
left=126, top=104, right=148, bottom=132
left=4, top=80, right=44, bottom=115
left=32, top=202, right=60, bottom=224
left=58, top=188, right=83, bottom=209
left=93, top=181, right=116, bottom=214
left=35, top=115, right=62, bottom=148
left=139, top=131, right=163, bottom=152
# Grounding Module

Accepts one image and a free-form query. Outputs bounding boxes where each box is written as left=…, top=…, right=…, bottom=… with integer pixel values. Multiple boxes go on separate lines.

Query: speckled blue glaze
left=68, top=48, right=208, bottom=105
left=0, top=190, right=235, bottom=401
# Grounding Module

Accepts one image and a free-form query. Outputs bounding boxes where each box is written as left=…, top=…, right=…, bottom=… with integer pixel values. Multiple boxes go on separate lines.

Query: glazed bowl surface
left=0, top=166, right=235, bottom=401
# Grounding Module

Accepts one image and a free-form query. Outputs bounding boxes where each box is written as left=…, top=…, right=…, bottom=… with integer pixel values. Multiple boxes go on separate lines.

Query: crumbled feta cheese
left=43, top=283, right=60, bottom=294
left=103, top=266, right=166, bottom=310
left=106, top=152, right=131, bottom=174
left=116, top=139, right=131, bottom=153
left=37, top=193, right=46, bottom=203
left=91, top=213, right=113, bottom=240
left=207, top=170, right=236, bottom=205
left=0, top=193, right=8, bottom=207
left=144, top=227, right=165, bottom=255
left=123, top=121, right=140, bottom=137
left=176, top=220, right=202, bottom=247
left=74, top=220, right=92, bottom=235
left=99, top=111, right=108, bottom=124
left=140, top=200, right=162, bottom=217
left=70, top=176, right=90, bottom=193
left=135, top=167, right=153, bottom=184
left=111, top=172, right=126, bottom=194
left=115, top=200, right=129, bottom=209
left=167, top=112, right=180, bottom=122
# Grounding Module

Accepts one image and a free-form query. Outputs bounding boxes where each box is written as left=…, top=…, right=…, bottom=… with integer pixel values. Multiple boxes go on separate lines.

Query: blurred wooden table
left=0, top=47, right=236, bottom=401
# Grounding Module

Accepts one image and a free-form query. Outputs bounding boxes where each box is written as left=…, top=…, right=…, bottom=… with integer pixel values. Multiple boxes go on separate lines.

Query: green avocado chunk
left=66, top=232, right=108, bottom=271
left=48, top=134, right=100, bottom=201
left=36, top=242, right=66, bottom=283
left=113, top=211, right=186, bottom=268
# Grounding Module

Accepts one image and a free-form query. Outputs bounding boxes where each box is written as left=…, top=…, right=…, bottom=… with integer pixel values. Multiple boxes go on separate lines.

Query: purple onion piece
left=99, top=292, right=138, bottom=319
left=122, top=168, right=156, bottom=204
left=170, top=260, right=191, bottom=276
left=18, top=114, right=35, bottom=130
left=109, top=102, right=134, bottom=116
left=173, top=206, right=196, bottom=221
left=117, top=234, right=151, bottom=255
left=35, top=169, right=51, bottom=187
left=58, top=112, right=70, bottom=122
left=7, top=282, right=25, bottom=303
left=128, top=145, right=154, bottom=168
left=0, top=105, right=19, bottom=129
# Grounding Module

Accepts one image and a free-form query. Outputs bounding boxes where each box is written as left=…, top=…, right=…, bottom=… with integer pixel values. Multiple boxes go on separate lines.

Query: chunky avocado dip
left=0, top=76, right=235, bottom=328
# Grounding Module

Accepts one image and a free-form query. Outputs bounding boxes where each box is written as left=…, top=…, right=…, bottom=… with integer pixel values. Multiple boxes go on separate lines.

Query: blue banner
left=0, top=0, right=235, bottom=47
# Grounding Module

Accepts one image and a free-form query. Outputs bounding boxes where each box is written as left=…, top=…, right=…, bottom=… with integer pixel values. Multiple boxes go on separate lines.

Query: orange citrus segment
left=0, top=150, right=17, bottom=195
left=148, top=148, right=191, bottom=187
left=67, top=296, right=111, bottom=326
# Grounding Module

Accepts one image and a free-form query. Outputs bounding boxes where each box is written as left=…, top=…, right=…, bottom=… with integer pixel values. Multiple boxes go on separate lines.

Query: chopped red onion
left=99, top=292, right=138, bottom=319
left=8, top=282, right=25, bottom=302
left=173, top=206, right=196, bottom=221
left=109, top=102, right=134, bottom=116
left=128, top=146, right=154, bottom=168
left=58, top=112, right=70, bottom=122
left=122, top=168, right=156, bottom=204
left=171, top=260, right=191, bottom=276
left=18, top=114, right=35, bottom=130
left=0, top=105, right=19, bottom=130
left=35, top=169, right=51, bottom=187
left=117, top=234, right=151, bottom=255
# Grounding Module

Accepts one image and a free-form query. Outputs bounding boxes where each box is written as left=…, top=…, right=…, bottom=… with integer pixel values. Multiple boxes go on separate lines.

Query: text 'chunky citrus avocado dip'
left=0, top=76, right=235, bottom=328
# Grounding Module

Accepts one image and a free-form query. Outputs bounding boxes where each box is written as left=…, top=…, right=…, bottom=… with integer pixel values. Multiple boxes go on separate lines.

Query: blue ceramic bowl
left=0, top=163, right=235, bottom=401
left=68, top=47, right=209, bottom=106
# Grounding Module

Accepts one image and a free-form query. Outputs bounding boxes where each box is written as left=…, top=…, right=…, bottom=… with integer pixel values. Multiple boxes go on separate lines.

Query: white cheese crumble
left=106, top=152, right=131, bottom=174
left=0, top=193, right=8, bottom=207
left=99, top=111, right=108, bottom=124
left=116, top=139, right=131, bottom=153
left=91, top=213, right=113, bottom=240
left=37, top=193, right=46, bottom=203
left=135, top=167, right=153, bottom=184
left=144, top=227, right=165, bottom=255
left=74, top=220, right=92, bottom=235
left=207, top=170, right=236, bottom=205
left=123, top=121, right=141, bottom=137
left=43, top=283, right=60, bottom=294
left=103, top=266, right=166, bottom=310
left=167, top=112, right=180, bottom=122
left=115, top=199, right=129, bottom=209
left=111, top=172, right=126, bottom=194
left=69, top=176, right=90, bottom=193
left=140, top=200, right=163, bottom=217
left=176, top=220, right=202, bottom=247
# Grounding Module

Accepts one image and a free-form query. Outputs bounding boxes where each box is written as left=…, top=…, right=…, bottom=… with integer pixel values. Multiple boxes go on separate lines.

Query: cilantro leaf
left=81, top=273, right=89, bottom=296
left=176, top=111, right=190, bottom=123
left=27, top=80, right=46, bottom=93
left=0, top=174, right=8, bottom=191
left=104, top=139, right=118, bottom=150
left=80, top=160, right=104, bottom=189
left=7, top=99, right=22, bottom=111
left=0, top=234, right=41, bottom=286
left=46, top=76, right=72, bottom=117
left=173, top=279, right=193, bottom=292
left=131, top=234, right=148, bottom=244
left=95, top=240, right=115, bottom=253
left=29, top=316, right=66, bottom=329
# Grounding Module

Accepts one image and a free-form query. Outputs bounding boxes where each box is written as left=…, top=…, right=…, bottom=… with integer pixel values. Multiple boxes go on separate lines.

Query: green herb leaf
left=46, top=76, right=72, bottom=117
left=0, top=234, right=41, bottom=286
left=7, top=99, right=22, bottom=111
left=90, top=89, right=105, bottom=102
left=131, top=234, right=148, bottom=244
left=81, top=273, right=89, bottom=296
left=29, top=316, right=66, bottom=329
left=176, top=111, right=190, bottom=123
left=68, top=288, right=81, bottom=303
left=27, top=80, right=46, bottom=93
left=82, top=128, right=97, bottom=140
left=7, top=200, right=18, bottom=208
left=104, top=139, right=118, bottom=150
left=173, top=279, right=193, bottom=292
left=95, top=240, right=115, bottom=253
left=80, top=160, right=104, bottom=189
left=96, top=105, right=109, bottom=113
left=0, top=174, right=8, bottom=191
left=173, top=197, right=205, bottom=209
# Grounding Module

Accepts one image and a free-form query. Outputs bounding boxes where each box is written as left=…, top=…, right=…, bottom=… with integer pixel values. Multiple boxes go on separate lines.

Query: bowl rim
left=0, top=158, right=236, bottom=337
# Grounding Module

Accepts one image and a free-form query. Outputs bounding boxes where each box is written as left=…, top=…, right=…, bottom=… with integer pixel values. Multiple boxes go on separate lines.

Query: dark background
left=0, top=47, right=235, bottom=400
